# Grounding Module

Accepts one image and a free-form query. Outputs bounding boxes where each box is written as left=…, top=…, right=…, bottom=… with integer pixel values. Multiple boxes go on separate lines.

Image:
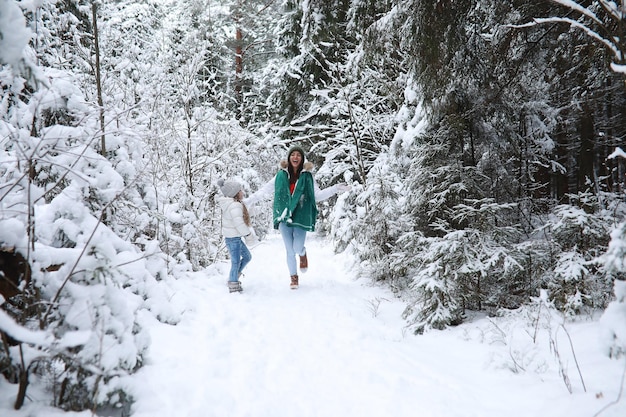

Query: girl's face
left=289, top=151, right=303, bottom=169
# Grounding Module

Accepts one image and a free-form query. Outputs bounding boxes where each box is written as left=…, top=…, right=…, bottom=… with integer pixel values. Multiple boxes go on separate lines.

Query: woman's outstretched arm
left=244, top=176, right=275, bottom=207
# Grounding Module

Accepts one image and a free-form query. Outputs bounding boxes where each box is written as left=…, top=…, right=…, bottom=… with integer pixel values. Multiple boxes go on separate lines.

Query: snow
left=2, top=0, right=626, bottom=415
left=610, top=62, right=626, bottom=74
left=0, top=0, right=32, bottom=67
left=125, top=234, right=626, bottom=417
left=608, top=146, right=626, bottom=160
left=3, top=232, right=624, bottom=417
left=0, top=309, right=52, bottom=346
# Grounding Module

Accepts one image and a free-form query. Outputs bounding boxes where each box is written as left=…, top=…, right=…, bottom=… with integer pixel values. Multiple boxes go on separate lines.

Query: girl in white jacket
left=217, top=179, right=255, bottom=293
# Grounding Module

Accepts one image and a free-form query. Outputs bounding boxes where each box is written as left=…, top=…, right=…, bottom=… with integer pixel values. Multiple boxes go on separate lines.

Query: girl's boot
left=228, top=281, right=243, bottom=293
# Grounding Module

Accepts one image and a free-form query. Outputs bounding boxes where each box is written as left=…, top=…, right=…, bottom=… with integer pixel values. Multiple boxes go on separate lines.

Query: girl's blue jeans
left=225, top=237, right=251, bottom=282
left=278, top=222, right=307, bottom=276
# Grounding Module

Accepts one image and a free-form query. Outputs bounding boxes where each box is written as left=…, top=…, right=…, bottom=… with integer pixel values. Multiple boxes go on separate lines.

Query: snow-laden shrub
left=0, top=20, right=176, bottom=410
left=599, top=279, right=626, bottom=359
left=599, top=221, right=626, bottom=358
left=403, top=225, right=523, bottom=334
left=402, top=235, right=464, bottom=334
left=29, top=178, right=168, bottom=410
left=548, top=250, right=590, bottom=317
left=544, top=197, right=614, bottom=315
left=465, top=292, right=588, bottom=395
left=550, top=200, right=610, bottom=252
left=339, top=159, right=413, bottom=289
left=0, top=148, right=173, bottom=412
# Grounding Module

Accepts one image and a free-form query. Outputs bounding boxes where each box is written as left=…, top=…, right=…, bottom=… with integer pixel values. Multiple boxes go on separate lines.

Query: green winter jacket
left=273, top=168, right=318, bottom=231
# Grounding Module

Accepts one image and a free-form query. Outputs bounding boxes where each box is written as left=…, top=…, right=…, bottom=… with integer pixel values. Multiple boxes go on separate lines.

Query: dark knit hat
left=287, top=145, right=306, bottom=161
left=217, top=179, right=242, bottom=198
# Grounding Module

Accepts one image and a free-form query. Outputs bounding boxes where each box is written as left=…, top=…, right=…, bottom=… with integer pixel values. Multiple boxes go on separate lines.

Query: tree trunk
left=235, top=26, right=243, bottom=96
left=92, top=2, right=106, bottom=157
left=13, top=345, right=28, bottom=410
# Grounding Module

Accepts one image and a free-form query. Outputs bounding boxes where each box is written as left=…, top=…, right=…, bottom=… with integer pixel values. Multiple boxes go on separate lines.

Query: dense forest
left=1, top=0, right=626, bottom=413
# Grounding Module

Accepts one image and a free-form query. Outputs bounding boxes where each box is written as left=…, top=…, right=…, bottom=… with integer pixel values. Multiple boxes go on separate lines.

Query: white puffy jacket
left=218, top=196, right=252, bottom=238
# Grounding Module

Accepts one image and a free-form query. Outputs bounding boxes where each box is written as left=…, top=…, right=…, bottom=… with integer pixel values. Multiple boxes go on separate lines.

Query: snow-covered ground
left=1, top=232, right=625, bottom=417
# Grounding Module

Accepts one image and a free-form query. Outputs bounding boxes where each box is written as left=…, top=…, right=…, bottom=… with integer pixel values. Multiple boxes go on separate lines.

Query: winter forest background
left=2, top=0, right=626, bottom=413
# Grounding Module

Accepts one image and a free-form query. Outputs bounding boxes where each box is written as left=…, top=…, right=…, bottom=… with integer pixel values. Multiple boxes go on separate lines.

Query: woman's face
left=289, top=151, right=303, bottom=169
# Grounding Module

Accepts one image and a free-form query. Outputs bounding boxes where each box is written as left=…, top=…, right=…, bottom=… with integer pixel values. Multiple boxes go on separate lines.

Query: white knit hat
left=217, top=179, right=242, bottom=198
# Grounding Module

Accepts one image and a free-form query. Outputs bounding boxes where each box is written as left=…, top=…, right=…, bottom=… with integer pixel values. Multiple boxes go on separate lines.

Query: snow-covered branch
left=511, top=1, right=626, bottom=72
left=550, top=0, right=606, bottom=26
left=536, top=16, right=621, bottom=59
left=512, top=17, right=621, bottom=61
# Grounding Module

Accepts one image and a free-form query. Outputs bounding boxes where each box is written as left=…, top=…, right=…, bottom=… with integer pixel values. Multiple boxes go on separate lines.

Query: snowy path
left=130, top=233, right=625, bottom=417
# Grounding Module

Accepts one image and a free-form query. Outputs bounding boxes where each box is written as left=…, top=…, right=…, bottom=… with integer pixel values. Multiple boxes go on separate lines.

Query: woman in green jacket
left=246, top=146, right=349, bottom=289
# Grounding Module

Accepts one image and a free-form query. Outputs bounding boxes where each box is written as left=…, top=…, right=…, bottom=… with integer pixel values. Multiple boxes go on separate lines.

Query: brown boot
left=299, top=253, right=308, bottom=273
left=290, top=274, right=299, bottom=289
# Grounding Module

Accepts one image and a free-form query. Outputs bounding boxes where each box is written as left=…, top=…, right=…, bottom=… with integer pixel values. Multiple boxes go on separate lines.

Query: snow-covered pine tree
left=545, top=193, right=613, bottom=316
left=601, top=220, right=626, bottom=358
left=344, top=0, right=624, bottom=332
left=330, top=75, right=420, bottom=290
left=402, top=201, right=523, bottom=333
left=341, top=157, right=413, bottom=290
left=312, top=8, right=405, bottom=187
left=402, top=232, right=467, bottom=334
left=599, top=150, right=626, bottom=358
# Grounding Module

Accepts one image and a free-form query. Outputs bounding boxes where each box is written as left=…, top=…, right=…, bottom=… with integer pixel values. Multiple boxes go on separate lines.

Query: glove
left=245, top=233, right=259, bottom=247
left=335, top=183, right=352, bottom=194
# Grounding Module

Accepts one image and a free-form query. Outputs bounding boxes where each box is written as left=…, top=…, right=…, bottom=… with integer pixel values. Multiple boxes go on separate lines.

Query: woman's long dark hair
left=288, top=151, right=304, bottom=183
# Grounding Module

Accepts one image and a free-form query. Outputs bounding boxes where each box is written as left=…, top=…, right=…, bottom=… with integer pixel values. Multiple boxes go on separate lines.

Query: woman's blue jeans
left=225, top=237, right=251, bottom=282
left=278, top=222, right=307, bottom=276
